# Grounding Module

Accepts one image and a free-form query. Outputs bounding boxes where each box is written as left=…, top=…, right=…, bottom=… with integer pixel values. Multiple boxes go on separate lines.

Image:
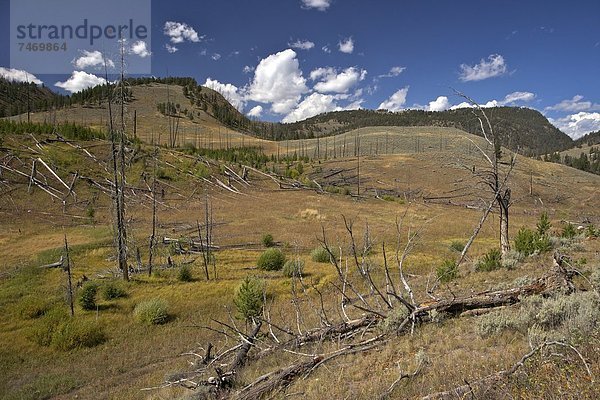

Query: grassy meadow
left=0, top=123, right=599, bottom=399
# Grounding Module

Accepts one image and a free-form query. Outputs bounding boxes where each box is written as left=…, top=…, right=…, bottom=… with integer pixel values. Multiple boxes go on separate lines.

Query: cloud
left=243, top=65, right=254, bottom=74
left=204, top=78, right=245, bottom=112
left=247, top=49, right=309, bottom=114
left=289, top=39, right=315, bottom=50
left=55, top=71, right=106, bottom=93
left=165, top=44, right=178, bottom=53
left=311, top=67, right=367, bottom=94
left=247, top=105, right=263, bottom=118
left=378, top=66, right=406, bottom=79
left=338, top=37, right=354, bottom=54
left=283, top=93, right=338, bottom=123
left=502, top=91, right=535, bottom=104
left=130, top=41, right=151, bottom=58
left=211, top=53, right=222, bottom=61
left=0, top=67, right=42, bottom=84
left=378, top=87, right=409, bottom=111
left=550, top=112, right=600, bottom=140
left=163, top=21, right=202, bottom=44
left=545, top=95, right=600, bottom=112
left=301, top=0, right=331, bottom=11
left=73, top=50, right=114, bottom=70
left=322, top=45, right=331, bottom=53
left=427, top=96, right=451, bottom=112
left=459, top=54, right=508, bottom=81
left=449, top=91, right=536, bottom=109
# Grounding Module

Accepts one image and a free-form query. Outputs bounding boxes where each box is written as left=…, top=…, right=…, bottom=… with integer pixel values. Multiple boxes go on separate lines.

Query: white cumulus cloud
left=247, top=49, right=309, bottom=114
left=283, top=93, right=338, bottom=123
left=378, top=87, right=409, bottom=112
left=0, top=67, right=42, bottom=84
left=165, top=44, right=178, bottom=53
left=204, top=78, right=245, bottom=112
left=73, top=50, right=114, bottom=70
left=545, top=95, right=600, bottom=112
left=338, top=37, right=354, bottom=54
left=55, top=71, right=106, bottom=93
left=289, top=39, right=315, bottom=50
left=163, top=21, right=202, bottom=44
left=247, top=105, right=263, bottom=118
left=130, top=41, right=151, bottom=58
left=449, top=91, right=536, bottom=109
left=427, top=96, right=451, bottom=112
left=459, top=54, right=508, bottom=82
left=311, top=66, right=367, bottom=94
left=550, top=112, right=600, bottom=140
left=378, top=66, right=406, bottom=79
left=301, top=0, right=331, bottom=11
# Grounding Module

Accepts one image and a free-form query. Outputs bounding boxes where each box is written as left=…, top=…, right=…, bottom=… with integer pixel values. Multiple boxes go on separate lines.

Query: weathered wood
left=39, top=256, right=64, bottom=269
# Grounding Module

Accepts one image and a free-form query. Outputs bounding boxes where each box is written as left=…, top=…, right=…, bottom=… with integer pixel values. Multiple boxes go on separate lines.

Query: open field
left=1, top=124, right=599, bottom=399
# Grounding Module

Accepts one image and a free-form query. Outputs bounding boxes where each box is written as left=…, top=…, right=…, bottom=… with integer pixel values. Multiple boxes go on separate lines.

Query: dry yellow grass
left=1, top=125, right=599, bottom=399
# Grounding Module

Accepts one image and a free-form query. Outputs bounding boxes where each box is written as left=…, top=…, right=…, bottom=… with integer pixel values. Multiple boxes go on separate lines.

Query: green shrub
left=449, top=240, right=465, bottom=252
left=79, top=282, right=98, bottom=311
left=234, top=276, right=265, bottom=321
left=536, top=212, right=551, bottom=236
left=177, top=265, right=193, bottom=282
left=19, top=297, right=51, bottom=319
left=262, top=233, right=275, bottom=248
left=311, top=246, right=332, bottom=263
left=475, top=248, right=502, bottom=272
left=586, top=225, right=598, bottom=238
left=282, top=259, right=305, bottom=277
left=514, top=227, right=552, bottom=256
left=50, top=319, right=106, bottom=351
left=381, top=306, right=409, bottom=334
left=134, top=299, right=170, bottom=325
left=257, top=248, right=286, bottom=271
left=561, top=223, right=577, bottom=239
left=102, top=282, right=127, bottom=300
left=29, top=307, right=69, bottom=347
left=436, top=259, right=458, bottom=283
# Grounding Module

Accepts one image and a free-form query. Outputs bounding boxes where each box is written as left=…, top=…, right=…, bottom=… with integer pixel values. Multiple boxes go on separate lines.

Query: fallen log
left=39, top=256, right=64, bottom=269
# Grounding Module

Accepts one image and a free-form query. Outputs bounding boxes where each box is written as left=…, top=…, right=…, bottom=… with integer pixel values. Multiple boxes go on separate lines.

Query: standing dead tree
left=105, top=41, right=129, bottom=281
left=454, top=91, right=516, bottom=266
left=196, top=195, right=216, bottom=280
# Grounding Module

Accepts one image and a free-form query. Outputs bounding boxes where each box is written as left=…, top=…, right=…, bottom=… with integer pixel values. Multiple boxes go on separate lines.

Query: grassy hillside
left=0, top=122, right=599, bottom=399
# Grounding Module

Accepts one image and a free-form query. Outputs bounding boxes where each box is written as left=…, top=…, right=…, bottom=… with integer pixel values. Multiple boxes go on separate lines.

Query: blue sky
left=1, top=0, right=600, bottom=139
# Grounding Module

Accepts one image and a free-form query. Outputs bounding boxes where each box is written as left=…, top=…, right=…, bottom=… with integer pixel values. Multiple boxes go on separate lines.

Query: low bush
left=449, top=240, right=465, bottom=252
left=381, top=306, right=409, bottom=334
left=262, top=233, right=275, bottom=248
left=479, top=292, right=600, bottom=345
left=134, top=299, right=170, bottom=325
left=50, top=320, right=106, bottom=351
left=475, top=248, right=502, bottom=272
left=257, top=248, right=286, bottom=271
left=561, top=223, right=577, bottom=239
left=177, top=265, right=193, bottom=282
left=311, top=246, right=332, bottom=263
left=19, top=297, right=52, bottom=319
left=102, top=282, right=127, bottom=300
left=79, top=282, right=98, bottom=311
left=514, top=227, right=552, bottom=256
left=234, top=276, right=264, bottom=321
left=29, top=308, right=106, bottom=350
left=436, top=259, right=458, bottom=283
left=282, top=259, right=305, bottom=277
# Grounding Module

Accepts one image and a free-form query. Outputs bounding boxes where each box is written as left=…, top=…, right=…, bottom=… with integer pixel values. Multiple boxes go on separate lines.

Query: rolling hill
left=0, top=78, right=578, bottom=156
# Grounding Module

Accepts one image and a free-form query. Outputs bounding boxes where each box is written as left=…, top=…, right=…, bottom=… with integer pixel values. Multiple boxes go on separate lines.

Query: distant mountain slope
left=278, top=108, right=573, bottom=156
left=1, top=77, right=573, bottom=155
left=0, top=78, right=60, bottom=117
left=575, top=130, right=600, bottom=146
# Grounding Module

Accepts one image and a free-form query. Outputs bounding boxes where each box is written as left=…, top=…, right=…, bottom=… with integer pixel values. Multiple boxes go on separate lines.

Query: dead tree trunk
left=64, top=234, right=74, bottom=317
